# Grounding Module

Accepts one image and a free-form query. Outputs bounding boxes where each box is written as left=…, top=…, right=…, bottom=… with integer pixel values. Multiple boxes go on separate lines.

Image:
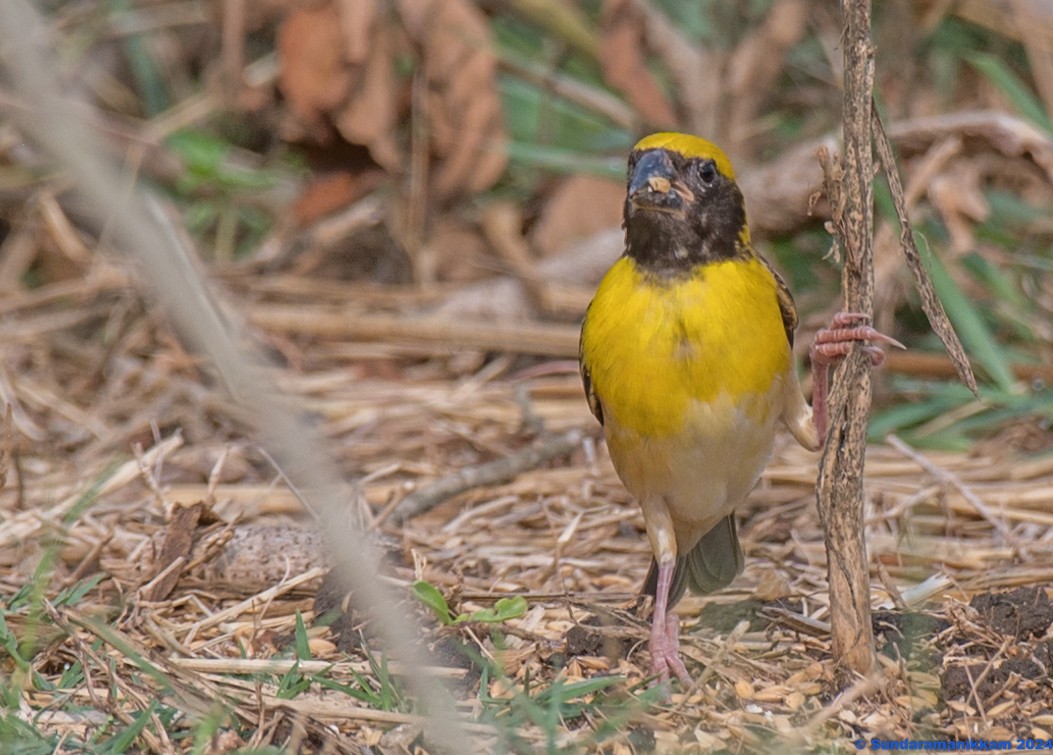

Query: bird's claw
left=809, top=312, right=905, bottom=365
left=809, top=312, right=904, bottom=439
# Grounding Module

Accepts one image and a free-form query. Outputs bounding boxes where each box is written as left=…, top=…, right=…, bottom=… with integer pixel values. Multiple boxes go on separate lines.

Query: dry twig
left=392, top=429, right=583, bottom=521
left=885, top=435, right=1015, bottom=544
left=872, top=108, right=977, bottom=394
left=815, top=0, right=878, bottom=678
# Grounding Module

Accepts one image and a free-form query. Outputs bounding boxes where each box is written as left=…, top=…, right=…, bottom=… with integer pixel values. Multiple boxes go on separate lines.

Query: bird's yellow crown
left=632, top=132, right=736, bottom=181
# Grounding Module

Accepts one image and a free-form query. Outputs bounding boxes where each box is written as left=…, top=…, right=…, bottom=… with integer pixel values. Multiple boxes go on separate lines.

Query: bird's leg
left=649, top=559, right=693, bottom=687
left=809, top=312, right=904, bottom=438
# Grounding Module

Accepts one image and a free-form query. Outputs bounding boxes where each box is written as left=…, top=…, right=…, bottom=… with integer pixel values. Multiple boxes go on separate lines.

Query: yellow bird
left=579, top=132, right=899, bottom=684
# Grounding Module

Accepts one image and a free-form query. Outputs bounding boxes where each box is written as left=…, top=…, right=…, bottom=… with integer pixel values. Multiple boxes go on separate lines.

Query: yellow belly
left=604, top=388, right=784, bottom=550
left=580, top=255, right=792, bottom=548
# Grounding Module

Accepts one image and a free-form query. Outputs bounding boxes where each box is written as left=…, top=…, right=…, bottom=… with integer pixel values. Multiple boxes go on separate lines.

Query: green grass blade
left=53, top=574, right=106, bottom=608
left=275, top=664, right=309, bottom=700
left=922, top=240, right=1016, bottom=392
left=0, top=710, right=58, bottom=754
left=98, top=699, right=158, bottom=754
left=78, top=616, right=174, bottom=694
left=505, top=140, right=625, bottom=178
left=870, top=399, right=960, bottom=440
left=968, top=53, right=1053, bottom=131
left=312, top=674, right=381, bottom=707
left=293, top=611, right=310, bottom=661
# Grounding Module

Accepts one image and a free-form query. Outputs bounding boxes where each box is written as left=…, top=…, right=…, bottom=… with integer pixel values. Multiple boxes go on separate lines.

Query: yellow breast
left=580, top=255, right=791, bottom=439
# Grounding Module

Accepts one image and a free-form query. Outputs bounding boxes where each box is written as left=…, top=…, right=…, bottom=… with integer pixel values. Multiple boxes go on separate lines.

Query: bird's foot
left=810, top=312, right=903, bottom=365
left=650, top=613, right=692, bottom=689
left=809, top=312, right=905, bottom=438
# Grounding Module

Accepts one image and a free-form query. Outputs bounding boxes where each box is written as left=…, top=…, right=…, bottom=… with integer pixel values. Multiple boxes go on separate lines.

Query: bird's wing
left=757, top=254, right=798, bottom=347
left=579, top=316, right=604, bottom=426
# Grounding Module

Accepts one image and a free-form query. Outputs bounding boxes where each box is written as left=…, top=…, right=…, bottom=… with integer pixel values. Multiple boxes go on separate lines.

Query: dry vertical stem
left=0, top=403, right=11, bottom=491
left=405, top=66, right=430, bottom=279
left=220, top=0, right=246, bottom=102
left=871, top=108, right=978, bottom=394
left=815, top=0, right=878, bottom=678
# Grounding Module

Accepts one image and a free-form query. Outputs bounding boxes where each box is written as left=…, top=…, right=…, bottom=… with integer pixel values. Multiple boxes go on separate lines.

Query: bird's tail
left=642, top=515, right=744, bottom=607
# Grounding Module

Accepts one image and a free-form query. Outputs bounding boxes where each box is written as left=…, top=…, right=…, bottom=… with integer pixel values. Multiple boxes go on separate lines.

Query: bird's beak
left=628, top=150, right=690, bottom=214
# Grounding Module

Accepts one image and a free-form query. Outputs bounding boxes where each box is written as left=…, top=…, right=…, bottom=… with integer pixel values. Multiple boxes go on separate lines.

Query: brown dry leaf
left=307, top=637, right=338, bottom=657
left=291, top=169, right=385, bottom=226
left=927, top=162, right=990, bottom=254
left=235, top=0, right=323, bottom=33
left=338, top=0, right=375, bottom=61
left=277, top=2, right=353, bottom=141
left=144, top=501, right=205, bottom=601
left=396, top=0, right=507, bottom=200
left=277, top=0, right=399, bottom=169
left=418, top=215, right=491, bottom=283
left=530, top=174, right=626, bottom=258
left=332, top=1, right=400, bottom=170
left=599, top=0, right=677, bottom=129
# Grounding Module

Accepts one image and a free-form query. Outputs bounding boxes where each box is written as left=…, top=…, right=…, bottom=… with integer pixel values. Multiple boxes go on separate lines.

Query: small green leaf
left=462, top=596, right=529, bottom=624
left=293, top=611, right=310, bottom=661
left=410, top=580, right=454, bottom=625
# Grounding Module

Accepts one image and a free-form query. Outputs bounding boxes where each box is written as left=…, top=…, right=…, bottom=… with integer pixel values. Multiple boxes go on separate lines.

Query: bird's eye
left=697, top=161, right=718, bottom=184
